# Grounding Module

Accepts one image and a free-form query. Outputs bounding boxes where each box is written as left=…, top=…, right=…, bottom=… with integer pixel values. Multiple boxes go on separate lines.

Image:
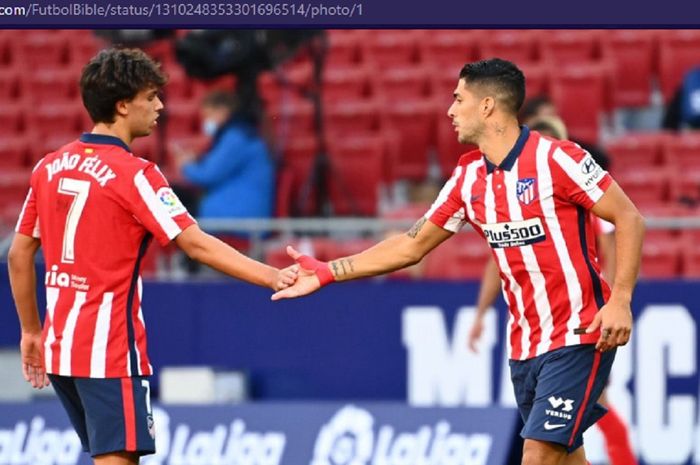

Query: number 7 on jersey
left=57, top=178, right=91, bottom=264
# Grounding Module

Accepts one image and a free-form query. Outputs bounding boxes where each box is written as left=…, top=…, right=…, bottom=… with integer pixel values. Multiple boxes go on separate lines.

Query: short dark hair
left=459, top=58, right=525, bottom=115
left=80, top=48, right=167, bottom=124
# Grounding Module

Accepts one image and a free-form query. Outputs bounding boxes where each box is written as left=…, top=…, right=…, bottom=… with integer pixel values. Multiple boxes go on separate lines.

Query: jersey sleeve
left=128, top=164, right=197, bottom=246
left=15, top=187, right=40, bottom=238
left=425, top=165, right=468, bottom=232
left=550, top=141, right=613, bottom=209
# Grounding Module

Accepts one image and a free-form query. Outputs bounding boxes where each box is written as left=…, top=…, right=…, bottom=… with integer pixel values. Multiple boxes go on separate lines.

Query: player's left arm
left=7, top=233, right=49, bottom=388
left=588, top=181, right=645, bottom=350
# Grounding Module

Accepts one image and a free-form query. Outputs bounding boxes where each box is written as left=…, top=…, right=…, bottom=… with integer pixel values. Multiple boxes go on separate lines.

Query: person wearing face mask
left=174, top=90, right=275, bottom=227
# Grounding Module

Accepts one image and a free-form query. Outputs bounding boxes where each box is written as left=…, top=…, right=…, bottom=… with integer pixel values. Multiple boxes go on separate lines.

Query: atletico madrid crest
left=516, top=178, right=538, bottom=205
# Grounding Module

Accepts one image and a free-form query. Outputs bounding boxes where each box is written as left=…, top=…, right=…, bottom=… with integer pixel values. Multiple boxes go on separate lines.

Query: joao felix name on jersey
left=16, top=134, right=195, bottom=378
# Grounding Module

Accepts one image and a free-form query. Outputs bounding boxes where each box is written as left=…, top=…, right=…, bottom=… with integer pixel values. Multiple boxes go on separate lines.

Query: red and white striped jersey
left=427, top=127, right=613, bottom=360
left=16, top=134, right=196, bottom=378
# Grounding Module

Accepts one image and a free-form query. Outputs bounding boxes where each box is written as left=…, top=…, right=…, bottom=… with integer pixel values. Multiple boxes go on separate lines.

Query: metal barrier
left=0, top=215, right=695, bottom=262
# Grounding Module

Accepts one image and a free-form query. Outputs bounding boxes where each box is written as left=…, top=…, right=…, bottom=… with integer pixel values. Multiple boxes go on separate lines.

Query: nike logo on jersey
left=544, top=421, right=567, bottom=430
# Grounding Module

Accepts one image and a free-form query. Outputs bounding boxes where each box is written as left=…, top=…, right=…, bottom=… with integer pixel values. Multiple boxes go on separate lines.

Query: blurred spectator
left=521, top=95, right=614, bottom=174
left=173, top=90, right=275, bottom=221
left=662, top=66, right=700, bottom=130
left=518, top=95, right=559, bottom=123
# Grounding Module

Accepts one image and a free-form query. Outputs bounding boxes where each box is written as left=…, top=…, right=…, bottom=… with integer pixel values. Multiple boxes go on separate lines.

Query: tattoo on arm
left=407, top=217, right=427, bottom=239
left=330, top=258, right=355, bottom=279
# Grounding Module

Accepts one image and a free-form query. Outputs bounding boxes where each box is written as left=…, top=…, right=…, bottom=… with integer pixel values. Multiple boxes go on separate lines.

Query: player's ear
left=482, top=96, right=496, bottom=116
left=114, top=99, right=129, bottom=118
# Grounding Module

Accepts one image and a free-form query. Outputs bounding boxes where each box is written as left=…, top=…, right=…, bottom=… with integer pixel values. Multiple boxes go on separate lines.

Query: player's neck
left=479, top=121, right=522, bottom=167
left=91, top=122, right=133, bottom=147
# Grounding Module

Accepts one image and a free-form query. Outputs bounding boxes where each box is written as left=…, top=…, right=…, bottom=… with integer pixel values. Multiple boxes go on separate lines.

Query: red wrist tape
left=297, top=254, right=334, bottom=286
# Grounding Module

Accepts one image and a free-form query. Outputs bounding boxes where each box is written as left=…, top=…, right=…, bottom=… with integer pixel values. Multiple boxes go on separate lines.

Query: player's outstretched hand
left=271, top=246, right=332, bottom=300
left=467, top=315, right=485, bottom=353
left=586, top=297, right=633, bottom=352
left=20, top=332, right=50, bottom=389
left=273, top=264, right=300, bottom=291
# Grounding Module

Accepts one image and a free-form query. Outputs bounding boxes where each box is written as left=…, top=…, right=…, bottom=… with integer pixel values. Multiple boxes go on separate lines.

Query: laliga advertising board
left=403, top=301, right=700, bottom=465
left=1, top=275, right=699, bottom=465
left=0, top=402, right=519, bottom=465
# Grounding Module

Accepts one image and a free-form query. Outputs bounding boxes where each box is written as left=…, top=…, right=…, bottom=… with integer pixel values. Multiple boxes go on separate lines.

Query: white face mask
left=202, top=119, right=219, bottom=137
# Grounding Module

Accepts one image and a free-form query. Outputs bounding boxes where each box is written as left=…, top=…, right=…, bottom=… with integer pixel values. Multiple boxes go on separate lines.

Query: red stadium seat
left=0, top=30, right=12, bottom=65
left=0, top=102, right=25, bottom=136
left=662, top=132, right=700, bottom=170
left=0, top=66, right=21, bottom=101
left=12, top=30, right=69, bottom=69
left=680, top=231, right=700, bottom=277
left=615, top=165, right=671, bottom=205
left=478, top=30, right=539, bottom=65
left=423, top=232, right=491, bottom=280
left=434, top=110, right=477, bottom=179
left=430, top=67, right=463, bottom=103
left=274, top=168, right=295, bottom=217
left=26, top=102, right=83, bottom=139
left=164, top=101, right=200, bottom=136
left=538, top=30, right=602, bottom=66
left=0, top=168, right=31, bottom=211
left=321, top=64, right=373, bottom=103
left=28, top=132, right=83, bottom=165
left=604, top=132, right=667, bottom=171
left=325, top=30, right=364, bottom=66
left=657, top=30, right=700, bottom=102
left=328, top=238, right=377, bottom=257
left=600, top=30, right=656, bottom=107
left=382, top=99, right=435, bottom=181
left=635, top=202, right=687, bottom=243
left=327, top=134, right=385, bottom=216
left=672, top=167, right=700, bottom=204
left=0, top=136, right=28, bottom=168
left=549, top=64, right=612, bottom=143
left=382, top=202, right=432, bottom=221
left=64, top=30, right=104, bottom=66
left=518, top=62, right=551, bottom=100
left=279, top=135, right=320, bottom=216
left=162, top=64, right=192, bottom=101
left=418, top=30, right=478, bottom=67
left=0, top=169, right=30, bottom=234
left=373, top=64, right=432, bottom=101
left=324, top=99, right=381, bottom=136
left=21, top=68, right=78, bottom=104
left=640, top=235, right=682, bottom=279
left=362, top=30, right=423, bottom=66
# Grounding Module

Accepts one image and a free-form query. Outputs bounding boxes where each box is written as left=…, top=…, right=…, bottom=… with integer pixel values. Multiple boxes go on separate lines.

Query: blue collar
left=79, top=133, right=131, bottom=152
left=484, top=125, right=530, bottom=174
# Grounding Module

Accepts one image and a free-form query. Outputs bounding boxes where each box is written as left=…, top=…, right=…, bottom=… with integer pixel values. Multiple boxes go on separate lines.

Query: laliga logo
left=156, top=188, right=187, bottom=217
left=141, top=407, right=286, bottom=465
left=312, top=405, right=374, bottom=465
left=311, top=405, right=492, bottom=465
left=159, top=189, right=178, bottom=207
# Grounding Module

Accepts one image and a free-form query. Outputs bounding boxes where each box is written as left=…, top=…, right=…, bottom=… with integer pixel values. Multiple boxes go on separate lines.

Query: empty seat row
left=327, top=29, right=700, bottom=104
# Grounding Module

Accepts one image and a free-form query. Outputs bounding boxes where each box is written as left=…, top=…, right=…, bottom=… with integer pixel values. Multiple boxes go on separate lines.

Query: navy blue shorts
left=48, top=375, right=156, bottom=457
left=509, top=344, right=616, bottom=453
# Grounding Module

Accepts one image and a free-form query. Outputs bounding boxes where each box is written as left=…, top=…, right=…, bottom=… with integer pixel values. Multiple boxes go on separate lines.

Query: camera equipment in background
left=175, top=30, right=337, bottom=217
